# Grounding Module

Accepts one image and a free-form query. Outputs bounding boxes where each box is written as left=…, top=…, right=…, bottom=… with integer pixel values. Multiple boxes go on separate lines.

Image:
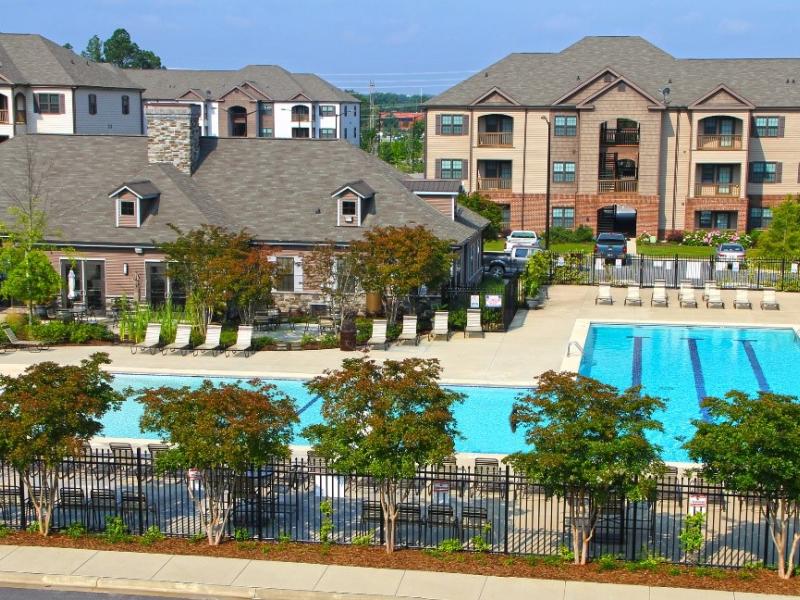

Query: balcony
left=477, top=131, right=513, bottom=147
left=694, top=183, right=740, bottom=197
left=292, top=113, right=310, bottom=122
left=600, top=127, right=639, bottom=145
left=0, top=110, right=7, bottom=124
left=697, top=134, right=742, bottom=150
left=477, top=177, right=512, bottom=191
left=598, top=179, right=638, bottom=193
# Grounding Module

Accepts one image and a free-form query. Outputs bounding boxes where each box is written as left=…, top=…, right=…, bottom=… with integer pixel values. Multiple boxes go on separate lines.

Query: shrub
left=3, top=313, right=29, bottom=335
left=436, top=538, right=463, bottom=553
left=26, top=521, right=40, bottom=534
left=320, top=499, right=334, bottom=546
left=386, top=323, right=401, bottom=340
left=103, top=516, right=131, bottom=543
left=597, top=554, right=619, bottom=571
left=679, top=512, right=705, bottom=565
left=448, top=308, right=467, bottom=331
left=352, top=531, right=374, bottom=547
left=666, top=230, right=685, bottom=243
left=234, top=527, right=250, bottom=542
left=220, top=327, right=238, bottom=348
left=31, top=321, right=113, bottom=344
left=356, top=318, right=372, bottom=344
left=637, top=231, right=655, bottom=244
left=0, top=524, right=10, bottom=538
left=682, top=229, right=753, bottom=248
left=64, top=522, right=87, bottom=539
left=140, top=525, right=165, bottom=546
left=319, top=333, right=338, bottom=349
left=300, top=333, right=317, bottom=347
left=252, top=336, right=276, bottom=350
left=549, top=226, right=594, bottom=244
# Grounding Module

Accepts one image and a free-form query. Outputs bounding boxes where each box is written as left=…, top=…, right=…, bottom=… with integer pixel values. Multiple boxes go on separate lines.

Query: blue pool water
left=104, top=374, right=529, bottom=455
left=580, top=324, right=800, bottom=461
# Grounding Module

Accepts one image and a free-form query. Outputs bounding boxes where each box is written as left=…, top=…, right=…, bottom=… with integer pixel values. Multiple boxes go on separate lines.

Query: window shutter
left=293, top=257, right=304, bottom=292
left=776, top=162, right=783, bottom=183
left=435, top=159, right=442, bottom=178
left=797, top=163, right=800, bottom=184
left=58, top=94, right=65, bottom=114
left=462, top=159, right=469, bottom=180
left=435, top=115, right=442, bottom=135
left=778, top=117, right=786, bottom=137
left=33, top=95, right=40, bottom=113
left=462, top=114, right=470, bottom=135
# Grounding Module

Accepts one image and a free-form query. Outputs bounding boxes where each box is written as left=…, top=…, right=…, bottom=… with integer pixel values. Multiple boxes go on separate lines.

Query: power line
left=319, top=69, right=478, bottom=76
left=327, top=78, right=463, bottom=85
left=345, top=83, right=451, bottom=90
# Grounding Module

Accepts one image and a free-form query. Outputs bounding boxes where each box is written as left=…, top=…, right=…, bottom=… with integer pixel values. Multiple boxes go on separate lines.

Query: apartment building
left=425, top=36, right=800, bottom=236
left=125, top=66, right=360, bottom=144
left=0, top=33, right=144, bottom=142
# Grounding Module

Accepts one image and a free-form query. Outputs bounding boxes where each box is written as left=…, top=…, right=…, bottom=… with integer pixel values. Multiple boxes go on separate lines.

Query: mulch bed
left=2, top=532, right=799, bottom=596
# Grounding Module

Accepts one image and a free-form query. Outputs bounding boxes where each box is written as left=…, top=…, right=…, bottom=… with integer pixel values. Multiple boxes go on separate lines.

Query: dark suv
left=594, top=233, right=628, bottom=261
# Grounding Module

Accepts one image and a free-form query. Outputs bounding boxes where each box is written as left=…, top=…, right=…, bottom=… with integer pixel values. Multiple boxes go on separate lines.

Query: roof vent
left=603, top=74, right=613, bottom=83
left=618, top=82, right=627, bottom=92
left=484, top=72, right=488, bottom=78
left=576, top=75, right=581, bottom=81
left=315, top=208, right=321, bottom=214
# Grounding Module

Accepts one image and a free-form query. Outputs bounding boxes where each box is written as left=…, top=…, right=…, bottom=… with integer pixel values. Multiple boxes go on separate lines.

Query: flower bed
left=682, top=229, right=753, bottom=248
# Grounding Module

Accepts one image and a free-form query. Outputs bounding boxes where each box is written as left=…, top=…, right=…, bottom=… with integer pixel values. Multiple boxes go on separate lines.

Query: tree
left=81, top=35, right=103, bottom=62
left=303, top=358, right=464, bottom=553
left=81, top=29, right=163, bottom=69
left=304, top=242, right=361, bottom=329
left=756, top=196, right=800, bottom=258
left=62, top=43, right=73, bottom=50
left=0, top=249, right=61, bottom=320
left=0, top=354, right=122, bottom=536
left=137, top=379, right=297, bottom=545
left=685, top=391, right=800, bottom=579
left=228, top=247, right=276, bottom=325
left=506, top=371, right=665, bottom=565
left=350, top=225, right=454, bottom=325
left=457, top=191, right=503, bottom=240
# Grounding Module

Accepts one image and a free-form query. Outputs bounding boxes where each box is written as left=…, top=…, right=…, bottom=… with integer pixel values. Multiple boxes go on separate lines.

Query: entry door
left=84, top=261, right=105, bottom=310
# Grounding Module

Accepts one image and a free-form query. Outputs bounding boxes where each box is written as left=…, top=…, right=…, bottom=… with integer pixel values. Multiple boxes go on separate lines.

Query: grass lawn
left=483, top=239, right=505, bottom=251
left=487, top=238, right=716, bottom=257
left=550, top=242, right=594, bottom=253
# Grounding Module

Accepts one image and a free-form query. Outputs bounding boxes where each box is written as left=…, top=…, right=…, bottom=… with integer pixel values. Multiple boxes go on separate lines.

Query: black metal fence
left=549, top=253, right=800, bottom=290
left=442, top=275, right=520, bottom=332
left=1, top=450, right=798, bottom=569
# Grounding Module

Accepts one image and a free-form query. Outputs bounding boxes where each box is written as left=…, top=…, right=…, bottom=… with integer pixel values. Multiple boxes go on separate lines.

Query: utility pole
left=368, top=80, right=378, bottom=155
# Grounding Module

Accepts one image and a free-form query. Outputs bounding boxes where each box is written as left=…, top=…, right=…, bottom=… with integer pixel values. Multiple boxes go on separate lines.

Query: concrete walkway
left=0, top=545, right=789, bottom=600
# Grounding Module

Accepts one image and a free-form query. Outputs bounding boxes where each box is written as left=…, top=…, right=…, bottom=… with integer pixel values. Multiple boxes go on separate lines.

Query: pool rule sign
left=689, top=494, right=707, bottom=515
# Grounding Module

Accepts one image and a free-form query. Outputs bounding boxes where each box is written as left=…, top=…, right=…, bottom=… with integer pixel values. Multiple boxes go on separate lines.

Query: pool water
left=580, top=324, right=800, bottom=461
left=104, top=374, right=529, bottom=455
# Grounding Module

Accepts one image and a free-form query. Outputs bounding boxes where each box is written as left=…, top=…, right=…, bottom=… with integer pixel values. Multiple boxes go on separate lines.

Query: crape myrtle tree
left=506, top=371, right=665, bottom=565
left=303, top=357, right=464, bottom=553
left=137, top=379, right=297, bottom=545
left=685, top=391, right=800, bottom=579
left=0, top=354, right=122, bottom=535
left=304, top=242, right=361, bottom=329
left=228, top=246, right=276, bottom=326
left=350, top=225, right=453, bottom=326
left=756, top=195, right=800, bottom=258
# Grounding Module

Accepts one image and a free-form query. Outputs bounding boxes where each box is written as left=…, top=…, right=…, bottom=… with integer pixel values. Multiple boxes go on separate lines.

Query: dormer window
left=109, top=179, right=160, bottom=229
left=120, top=200, right=135, bottom=216
left=342, top=200, right=357, bottom=218
left=332, top=180, right=375, bottom=227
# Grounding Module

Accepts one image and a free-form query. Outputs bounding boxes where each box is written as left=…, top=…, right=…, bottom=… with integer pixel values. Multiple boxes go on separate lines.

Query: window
left=552, top=161, right=576, bottom=183
left=344, top=106, right=348, bottom=117
left=344, top=128, right=347, bottom=139
left=88, top=94, right=97, bottom=115
left=499, top=204, right=511, bottom=230
left=750, top=207, right=773, bottom=229
left=754, top=116, right=781, bottom=137
left=35, top=93, right=61, bottom=114
left=554, top=115, right=577, bottom=136
left=292, top=127, right=310, bottom=138
left=121, top=95, right=130, bottom=115
left=441, top=114, right=465, bottom=135
left=320, top=105, right=335, bottom=117
left=291, top=105, right=309, bottom=121
left=552, top=207, right=575, bottom=228
left=353, top=127, right=356, bottom=138
left=342, top=200, right=357, bottom=216
left=354, top=106, right=357, bottom=117
left=120, top=201, right=135, bottom=216
left=275, top=257, right=294, bottom=292
left=698, top=211, right=713, bottom=229
left=261, top=103, right=273, bottom=115
left=14, top=93, right=26, bottom=124
left=320, top=128, right=336, bottom=139
left=260, top=127, right=273, bottom=137
left=750, top=161, right=779, bottom=183
left=440, top=159, right=464, bottom=179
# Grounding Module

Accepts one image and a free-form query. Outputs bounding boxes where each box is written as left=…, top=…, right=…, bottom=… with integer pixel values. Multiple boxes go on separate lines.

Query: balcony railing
left=694, top=183, right=740, bottom=197
left=697, top=134, right=742, bottom=150
left=598, top=179, right=638, bottom=193
left=477, top=132, right=513, bottom=147
left=601, top=128, right=639, bottom=145
left=477, top=177, right=512, bottom=191
left=291, top=113, right=310, bottom=122
left=0, top=110, right=8, bottom=124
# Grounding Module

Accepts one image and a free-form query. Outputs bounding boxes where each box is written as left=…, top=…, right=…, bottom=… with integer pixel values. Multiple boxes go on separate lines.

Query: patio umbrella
left=67, top=268, right=76, bottom=300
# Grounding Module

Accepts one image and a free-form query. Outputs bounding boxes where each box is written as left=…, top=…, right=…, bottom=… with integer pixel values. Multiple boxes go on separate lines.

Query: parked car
left=594, top=233, right=628, bottom=261
left=485, top=245, right=542, bottom=277
left=504, top=230, right=539, bottom=251
left=716, top=242, right=746, bottom=261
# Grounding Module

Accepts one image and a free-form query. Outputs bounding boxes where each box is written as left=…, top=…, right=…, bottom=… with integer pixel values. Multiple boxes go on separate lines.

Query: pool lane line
left=631, top=336, right=644, bottom=389
left=740, top=340, right=770, bottom=392
left=297, top=396, right=321, bottom=415
left=686, top=338, right=710, bottom=421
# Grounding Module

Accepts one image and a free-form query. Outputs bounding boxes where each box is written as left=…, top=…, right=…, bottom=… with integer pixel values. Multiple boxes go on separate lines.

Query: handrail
left=477, top=131, right=513, bottom=147
left=567, top=341, right=584, bottom=357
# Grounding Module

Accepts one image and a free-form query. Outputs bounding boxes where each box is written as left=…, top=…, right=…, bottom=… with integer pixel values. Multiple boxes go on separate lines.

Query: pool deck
left=1, top=285, right=800, bottom=386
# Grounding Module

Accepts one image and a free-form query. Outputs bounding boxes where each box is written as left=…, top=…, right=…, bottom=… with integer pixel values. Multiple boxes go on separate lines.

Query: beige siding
left=416, top=193, right=454, bottom=219
left=26, top=88, right=73, bottom=134
left=748, top=111, right=800, bottom=195
left=117, top=191, right=139, bottom=228
left=659, top=110, right=692, bottom=231
left=523, top=111, right=549, bottom=194
left=559, top=75, right=615, bottom=105
left=426, top=109, right=470, bottom=185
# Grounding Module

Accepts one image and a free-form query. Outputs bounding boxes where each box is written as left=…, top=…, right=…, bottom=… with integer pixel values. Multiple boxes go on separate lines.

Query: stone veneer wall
left=145, top=105, right=200, bottom=175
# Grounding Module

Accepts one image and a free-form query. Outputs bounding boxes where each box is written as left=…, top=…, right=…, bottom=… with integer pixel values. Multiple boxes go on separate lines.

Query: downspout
left=71, top=87, right=76, bottom=134
left=671, top=108, right=680, bottom=234
left=521, top=109, right=528, bottom=230
left=469, top=108, right=474, bottom=193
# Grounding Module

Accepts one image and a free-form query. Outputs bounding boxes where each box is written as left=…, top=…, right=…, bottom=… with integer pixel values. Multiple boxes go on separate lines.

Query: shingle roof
left=0, top=33, right=140, bottom=89
left=426, top=36, right=800, bottom=108
left=402, top=179, right=462, bottom=194
left=125, top=65, right=357, bottom=102
left=111, top=179, right=161, bottom=199
left=0, top=135, right=478, bottom=247
left=333, top=180, right=376, bottom=198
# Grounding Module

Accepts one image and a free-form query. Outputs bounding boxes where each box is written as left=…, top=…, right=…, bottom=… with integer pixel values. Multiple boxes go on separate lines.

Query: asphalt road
left=0, top=588, right=188, bottom=600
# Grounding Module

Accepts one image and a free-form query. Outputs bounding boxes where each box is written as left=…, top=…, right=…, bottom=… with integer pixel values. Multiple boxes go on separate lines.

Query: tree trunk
left=767, top=498, right=799, bottom=579
left=379, top=482, right=398, bottom=554
left=23, top=465, right=59, bottom=536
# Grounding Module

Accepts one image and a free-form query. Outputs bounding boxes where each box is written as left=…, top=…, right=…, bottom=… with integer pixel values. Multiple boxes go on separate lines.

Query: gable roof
left=332, top=180, right=376, bottom=198
left=426, top=36, right=800, bottom=108
left=688, top=83, right=755, bottom=109
left=109, top=179, right=161, bottom=199
left=0, top=33, right=140, bottom=89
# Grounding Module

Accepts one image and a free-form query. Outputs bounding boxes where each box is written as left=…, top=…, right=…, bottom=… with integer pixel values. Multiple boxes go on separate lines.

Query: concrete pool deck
left=2, top=285, right=800, bottom=386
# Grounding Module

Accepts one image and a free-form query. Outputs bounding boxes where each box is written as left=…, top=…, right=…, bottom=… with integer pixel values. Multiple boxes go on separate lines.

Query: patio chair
left=651, top=282, right=668, bottom=307
left=163, top=323, right=193, bottom=355
left=425, top=503, right=458, bottom=539
left=734, top=288, right=752, bottom=309
left=225, top=325, right=253, bottom=357
left=760, top=288, right=780, bottom=310
left=624, top=286, right=642, bottom=306
left=595, top=284, right=613, bottom=305
left=702, top=280, right=715, bottom=301
left=398, top=315, right=420, bottom=345
left=88, top=488, right=118, bottom=530
left=367, top=319, right=389, bottom=350
left=193, top=324, right=223, bottom=356
left=430, top=311, right=450, bottom=341
left=706, top=287, right=725, bottom=308
left=131, top=323, right=161, bottom=355
left=679, top=286, right=698, bottom=308
left=2, top=327, right=46, bottom=352
left=465, top=309, right=483, bottom=338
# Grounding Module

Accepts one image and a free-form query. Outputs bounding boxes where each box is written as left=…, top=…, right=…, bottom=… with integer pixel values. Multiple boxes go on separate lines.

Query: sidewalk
left=0, top=545, right=789, bottom=600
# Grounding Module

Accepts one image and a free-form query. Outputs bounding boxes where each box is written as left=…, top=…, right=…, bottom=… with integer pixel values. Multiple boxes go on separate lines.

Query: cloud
left=719, top=18, right=751, bottom=34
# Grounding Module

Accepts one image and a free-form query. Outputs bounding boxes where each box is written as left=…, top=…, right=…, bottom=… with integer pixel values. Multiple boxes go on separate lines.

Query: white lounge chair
left=624, top=286, right=642, bottom=306
left=163, top=323, right=192, bottom=355
left=2, top=327, right=46, bottom=352
left=367, top=319, right=388, bottom=350
left=679, top=287, right=698, bottom=308
left=595, top=284, right=613, bottom=305
left=733, top=288, right=752, bottom=309
left=398, top=315, right=419, bottom=346
left=706, top=287, right=725, bottom=308
left=465, top=309, right=483, bottom=338
left=702, top=280, right=714, bottom=301
left=226, top=325, right=254, bottom=357
left=194, top=324, right=223, bottom=356
left=651, top=282, right=668, bottom=307
left=131, top=323, right=161, bottom=354
left=430, top=311, right=450, bottom=341
left=760, top=289, right=780, bottom=310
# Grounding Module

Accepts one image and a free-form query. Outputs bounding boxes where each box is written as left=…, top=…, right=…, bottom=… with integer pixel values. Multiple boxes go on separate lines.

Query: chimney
left=145, top=104, right=200, bottom=175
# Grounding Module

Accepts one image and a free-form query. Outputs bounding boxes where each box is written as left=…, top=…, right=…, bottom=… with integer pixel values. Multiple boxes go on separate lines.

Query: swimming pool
left=103, top=374, right=530, bottom=455
left=579, top=324, right=800, bottom=461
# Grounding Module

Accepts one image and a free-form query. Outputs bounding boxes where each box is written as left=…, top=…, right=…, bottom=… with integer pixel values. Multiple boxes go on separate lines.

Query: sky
left=5, top=0, right=800, bottom=96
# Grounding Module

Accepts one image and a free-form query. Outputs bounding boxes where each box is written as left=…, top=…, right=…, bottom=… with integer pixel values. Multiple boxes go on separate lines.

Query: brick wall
left=684, top=196, right=749, bottom=231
